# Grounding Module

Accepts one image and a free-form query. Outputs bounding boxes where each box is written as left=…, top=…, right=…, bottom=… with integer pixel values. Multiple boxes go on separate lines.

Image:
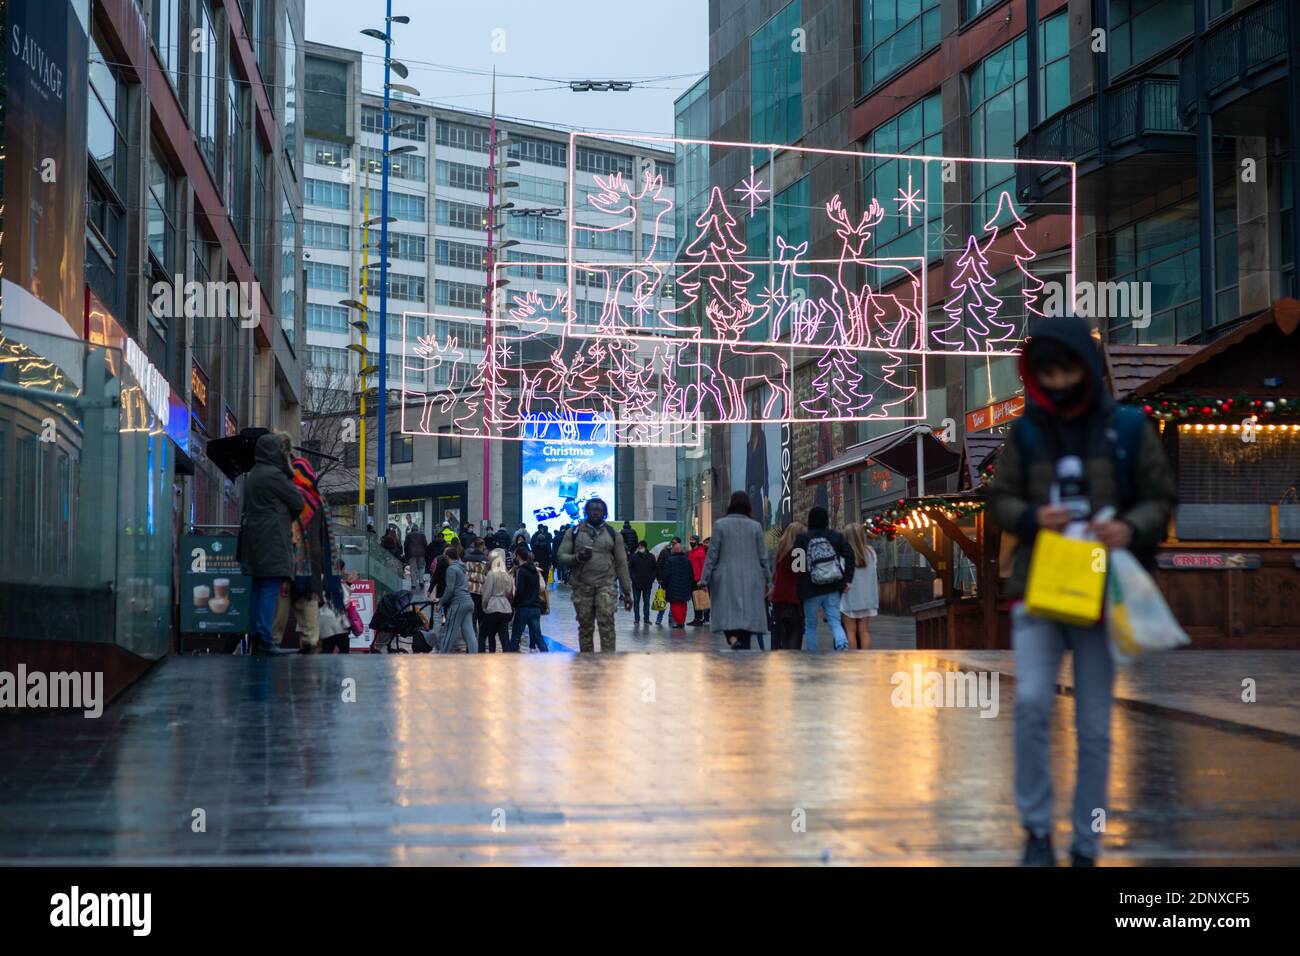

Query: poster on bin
left=348, top=580, right=376, bottom=651
left=179, top=534, right=252, bottom=633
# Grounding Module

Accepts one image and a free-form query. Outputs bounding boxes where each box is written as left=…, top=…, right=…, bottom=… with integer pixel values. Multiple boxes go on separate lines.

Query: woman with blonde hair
left=479, top=548, right=514, bottom=653
left=768, top=521, right=807, bottom=650
left=839, top=523, right=879, bottom=649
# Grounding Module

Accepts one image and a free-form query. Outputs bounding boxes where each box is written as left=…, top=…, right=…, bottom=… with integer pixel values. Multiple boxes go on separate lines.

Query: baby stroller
left=368, top=589, right=437, bottom=653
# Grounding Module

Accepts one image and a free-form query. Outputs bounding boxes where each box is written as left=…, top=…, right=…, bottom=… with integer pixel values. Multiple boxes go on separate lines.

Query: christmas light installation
left=398, top=133, right=1075, bottom=444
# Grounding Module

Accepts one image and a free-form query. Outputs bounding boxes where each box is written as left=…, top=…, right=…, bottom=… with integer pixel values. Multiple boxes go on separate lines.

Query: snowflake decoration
left=895, top=174, right=924, bottom=227
left=734, top=165, right=770, bottom=218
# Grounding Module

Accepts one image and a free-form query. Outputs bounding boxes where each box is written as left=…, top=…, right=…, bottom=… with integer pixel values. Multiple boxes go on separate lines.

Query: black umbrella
left=206, top=427, right=344, bottom=481
left=205, top=427, right=270, bottom=481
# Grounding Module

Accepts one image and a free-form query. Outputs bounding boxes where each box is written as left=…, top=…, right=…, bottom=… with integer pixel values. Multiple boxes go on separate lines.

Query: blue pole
left=378, top=0, right=392, bottom=482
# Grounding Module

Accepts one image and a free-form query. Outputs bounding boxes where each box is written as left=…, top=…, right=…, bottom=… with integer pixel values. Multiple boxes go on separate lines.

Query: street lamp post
left=362, top=6, right=416, bottom=531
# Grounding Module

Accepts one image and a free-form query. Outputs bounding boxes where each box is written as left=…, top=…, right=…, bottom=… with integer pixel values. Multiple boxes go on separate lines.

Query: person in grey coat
left=237, top=432, right=303, bottom=655
left=437, top=545, right=478, bottom=653
left=699, top=491, right=772, bottom=650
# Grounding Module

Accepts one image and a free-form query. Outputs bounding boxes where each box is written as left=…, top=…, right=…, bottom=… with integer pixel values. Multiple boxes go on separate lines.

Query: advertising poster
left=729, top=388, right=786, bottom=544
left=347, top=579, right=376, bottom=651
left=2, top=0, right=89, bottom=336
left=179, top=534, right=251, bottom=634
left=520, top=413, right=616, bottom=526
left=631, top=521, right=676, bottom=555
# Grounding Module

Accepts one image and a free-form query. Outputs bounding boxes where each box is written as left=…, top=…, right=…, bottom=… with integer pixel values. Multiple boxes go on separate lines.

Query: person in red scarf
left=277, top=456, right=331, bottom=653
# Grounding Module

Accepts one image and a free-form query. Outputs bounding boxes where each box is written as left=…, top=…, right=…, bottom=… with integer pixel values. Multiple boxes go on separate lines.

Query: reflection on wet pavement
left=2, top=649, right=1298, bottom=865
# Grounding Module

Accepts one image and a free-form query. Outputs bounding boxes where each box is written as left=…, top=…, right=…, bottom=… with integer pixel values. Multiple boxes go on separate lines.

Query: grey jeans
left=438, top=600, right=478, bottom=653
left=1012, top=603, right=1114, bottom=858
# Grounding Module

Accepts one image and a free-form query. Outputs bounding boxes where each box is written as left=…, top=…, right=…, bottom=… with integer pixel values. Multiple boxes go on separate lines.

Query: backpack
left=1014, top=404, right=1147, bottom=511
left=806, top=534, right=844, bottom=586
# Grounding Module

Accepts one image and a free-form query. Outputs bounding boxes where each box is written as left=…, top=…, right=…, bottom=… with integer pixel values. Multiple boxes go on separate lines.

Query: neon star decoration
left=734, top=165, right=770, bottom=218
left=895, top=174, right=924, bottom=227
left=398, top=134, right=1075, bottom=444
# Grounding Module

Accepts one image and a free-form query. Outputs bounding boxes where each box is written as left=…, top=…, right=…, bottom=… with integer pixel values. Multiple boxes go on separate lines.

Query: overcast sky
left=306, top=0, right=709, bottom=137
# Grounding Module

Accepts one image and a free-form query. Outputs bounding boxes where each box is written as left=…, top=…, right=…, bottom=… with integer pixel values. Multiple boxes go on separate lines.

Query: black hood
left=1019, top=315, right=1109, bottom=419
left=254, top=432, right=291, bottom=473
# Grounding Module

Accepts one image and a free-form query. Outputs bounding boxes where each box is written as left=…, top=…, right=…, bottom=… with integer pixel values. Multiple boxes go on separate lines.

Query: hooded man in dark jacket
left=627, top=540, right=658, bottom=624
left=237, top=432, right=303, bottom=655
left=988, top=315, right=1175, bottom=868
left=404, top=525, right=428, bottom=579
left=556, top=497, right=633, bottom=651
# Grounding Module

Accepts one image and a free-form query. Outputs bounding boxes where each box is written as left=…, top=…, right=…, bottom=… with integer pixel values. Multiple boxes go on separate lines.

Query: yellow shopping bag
left=1024, top=529, right=1106, bottom=627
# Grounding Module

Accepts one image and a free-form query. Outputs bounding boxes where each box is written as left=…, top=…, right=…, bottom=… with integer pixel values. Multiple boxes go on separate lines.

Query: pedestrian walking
left=531, top=524, right=553, bottom=581
left=555, top=497, right=633, bottom=652
left=687, top=536, right=710, bottom=626
left=768, top=521, right=806, bottom=650
left=654, top=537, right=680, bottom=626
left=619, top=520, right=639, bottom=556
left=987, top=314, right=1175, bottom=867
left=479, top=549, right=513, bottom=653
left=464, top=537, right=489, bottom=643
left=436, top=545, right=478, bottom=653
left=628, top=540, right=658, bottom=624
left=287, top=456, right=331, bottom=654
left=794, top=506, right=856, bottom=651
left=509, top=546, right=548, bottom=652
left=699, top=491, right=771, bottom=650
left=380, top=525, right=403, bottom=562
left=660, top=540, right=696, bottom=629
left=404, top=524, right=428, bottom=588
left=839, top=523, right=879, bottom=649
left=460, top=523, right=479, bottom=554
left=494, top=524, right=512, bottom=551
left=236, top=432, right=302, bottom=656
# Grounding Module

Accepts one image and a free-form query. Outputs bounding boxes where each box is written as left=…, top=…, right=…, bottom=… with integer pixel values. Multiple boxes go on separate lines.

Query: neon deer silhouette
left=773, top=236, right=843, bottom=345
left=825, top=195, right=886, bottom=349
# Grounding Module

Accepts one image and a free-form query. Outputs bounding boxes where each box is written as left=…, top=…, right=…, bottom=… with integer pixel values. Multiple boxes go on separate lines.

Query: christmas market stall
left=1111, top=299, right=1300, bottom=647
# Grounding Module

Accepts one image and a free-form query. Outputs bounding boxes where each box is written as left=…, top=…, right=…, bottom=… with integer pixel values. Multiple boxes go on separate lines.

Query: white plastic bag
left=1105, top=548, right=1190, bottom=665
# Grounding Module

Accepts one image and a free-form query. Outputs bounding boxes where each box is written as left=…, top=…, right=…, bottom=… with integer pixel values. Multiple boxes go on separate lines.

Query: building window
left=304, top=219, right=350, bottom=250
left=970, top=33, right=1028, bottom=229
left=282, top=186, right=298, bottom=345
left=507, top=135, right=566, bottom=167
left=306, top=261, right=349, bottom=292
left=284, top=11, right=299, bottom=168
left=433, top=318, right=485, bottom=350
left=307, top=304, right=349, bottom=332
left=864, top=92, right=943, bottom=262
left=863, top=0, right=941, bottom=93
left=362, top=107, right=426, bottom=142
left=434, top=239, right=485, bottom=271
left=746, top=177, right=809, bottom=340
left=575, top=228, right=633, bottom=253
left=1109, top=0, right=1194, bottom=77
left=436, top=118, right=488, bottom=152
left=376, top=271, right=426, bottom=303
left=508, top=215, right=565, bottom=244
left=1039, top=13, right=1069, bottom=120
left=195, top=0, right=219, bottom=171
left=438, top=426, right=462, bottom=460
left=436, top=159, right=488, bottom=192
left=307, top=345, right=350, bottom=370
left=1104, top=198, right=1201, bottom=344
left=750, top=0, right=802, bottom=147
left=363, top=145, right=427, bottom=182
left=436, top=198, right=486, bottom=231
left=963, top=0, right=1004, bottom=23
left=509, top=174, right=566, bottom=205
left=575, top=147, right=633, bottom=177
left=305, top=177, right=350, bottom=209
left=363, top=188, right=426, bottom=222
left=307, top=138, right=350, bottom=167
left=435, top=280, right=485, bottom=311
left=391, top=433, right=413, bottom=464
left=88, top=33, right=128, bottom=199
left=1213, top=174, right=1239, bottom=328
left=389, top=232, right=427, bottom=263
left=147, top=140, right=177, bottom=273
left=150, top=0, right=180, bottom=88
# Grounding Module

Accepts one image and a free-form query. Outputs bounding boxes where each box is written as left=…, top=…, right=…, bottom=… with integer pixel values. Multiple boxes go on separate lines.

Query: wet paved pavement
left=3, top=605, right=1299, bottom=864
